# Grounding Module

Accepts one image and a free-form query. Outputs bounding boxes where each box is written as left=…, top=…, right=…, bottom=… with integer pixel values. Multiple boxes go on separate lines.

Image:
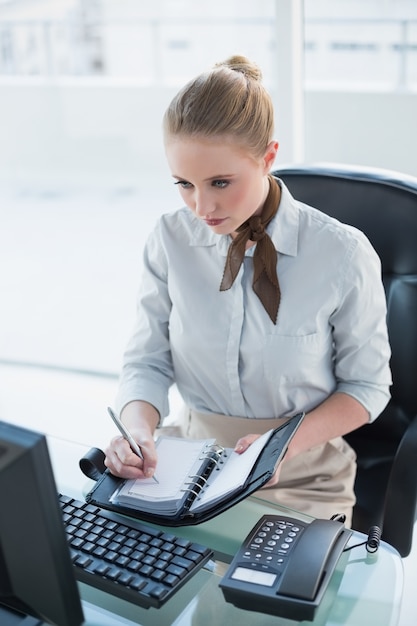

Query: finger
left=104, top=452, right=148, bottom=479
left=234, top=434, right=261, bottom=453
left=131, top=433, right=158, bottom=479
left=111, top=436, right=143, bottom=467
left=104, top=456, right=145, bottom=479
left=104, top=434, right=159, bottom=480
left=104, top=437, right=145, bottom=479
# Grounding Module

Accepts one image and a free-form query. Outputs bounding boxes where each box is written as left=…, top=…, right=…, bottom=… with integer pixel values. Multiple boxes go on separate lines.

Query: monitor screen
left=0, top=420, right=84, bottom=626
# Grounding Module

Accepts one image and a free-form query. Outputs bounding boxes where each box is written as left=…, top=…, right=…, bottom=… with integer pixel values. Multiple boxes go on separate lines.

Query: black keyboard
left=59, top=494, right=213, bottom=609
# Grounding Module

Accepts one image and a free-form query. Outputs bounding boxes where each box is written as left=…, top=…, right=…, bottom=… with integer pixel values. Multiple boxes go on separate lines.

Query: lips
left=204, top=218, right=226, bottom=226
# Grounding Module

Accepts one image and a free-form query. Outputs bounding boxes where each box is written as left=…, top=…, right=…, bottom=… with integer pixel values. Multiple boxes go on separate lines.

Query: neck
left=230, top=176, right=279, bottom=242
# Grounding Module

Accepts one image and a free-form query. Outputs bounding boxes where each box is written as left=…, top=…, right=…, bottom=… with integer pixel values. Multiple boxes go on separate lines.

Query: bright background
left=0, top=3, right=416, bottom=623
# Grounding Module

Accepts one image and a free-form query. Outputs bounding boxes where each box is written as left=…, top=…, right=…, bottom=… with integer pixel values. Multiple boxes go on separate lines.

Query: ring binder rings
left=199, top=443, right=226, bottom=464
left=183, top=474, right=208, bottom=494
left=182, top=475, right=207, bottom=496
left=82, top=412, right=305, bottom=527
left=186, top=474, right=208, bottom=486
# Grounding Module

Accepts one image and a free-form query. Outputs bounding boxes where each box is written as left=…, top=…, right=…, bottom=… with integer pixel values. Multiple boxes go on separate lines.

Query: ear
left=263, top=141, right=279, bottom=173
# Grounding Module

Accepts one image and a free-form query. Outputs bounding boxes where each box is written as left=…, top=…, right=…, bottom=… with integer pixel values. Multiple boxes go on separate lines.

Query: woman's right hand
left=104, top=401, right=159, bottom=480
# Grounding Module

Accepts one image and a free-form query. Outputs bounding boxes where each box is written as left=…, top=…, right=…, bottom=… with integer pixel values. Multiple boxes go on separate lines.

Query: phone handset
left=278, top=517, right=347, bottom=600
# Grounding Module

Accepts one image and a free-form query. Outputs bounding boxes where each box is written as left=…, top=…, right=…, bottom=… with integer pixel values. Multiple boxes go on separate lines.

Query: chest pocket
left=262, top=332, right=330, bottom=383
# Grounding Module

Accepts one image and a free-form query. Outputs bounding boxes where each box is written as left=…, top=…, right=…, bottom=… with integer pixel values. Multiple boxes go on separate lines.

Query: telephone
left=219, top=514, right=352, bottom=622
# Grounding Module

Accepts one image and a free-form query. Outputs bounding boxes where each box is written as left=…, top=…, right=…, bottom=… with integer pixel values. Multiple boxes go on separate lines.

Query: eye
left=212, top=179, right=229, bottom=189
left=174, top=180, right=193, bottom=189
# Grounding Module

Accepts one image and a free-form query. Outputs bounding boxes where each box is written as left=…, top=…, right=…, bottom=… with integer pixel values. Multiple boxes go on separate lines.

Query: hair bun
left=215, top=55, right=262, bottom=81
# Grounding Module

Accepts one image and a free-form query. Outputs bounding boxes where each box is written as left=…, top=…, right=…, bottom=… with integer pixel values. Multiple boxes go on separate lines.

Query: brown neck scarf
left=220, top=175, right=281, bottom=324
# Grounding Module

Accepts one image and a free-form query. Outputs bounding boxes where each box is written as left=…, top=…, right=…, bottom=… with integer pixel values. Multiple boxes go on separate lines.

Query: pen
left=107, top=407, right=158, bottom=483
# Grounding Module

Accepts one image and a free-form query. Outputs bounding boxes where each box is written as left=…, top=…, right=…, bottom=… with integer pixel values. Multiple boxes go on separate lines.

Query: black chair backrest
left=273, top=164, right=417, bottom=555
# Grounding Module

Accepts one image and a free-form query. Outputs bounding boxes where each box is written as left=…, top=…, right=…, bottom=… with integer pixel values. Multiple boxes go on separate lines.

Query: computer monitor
left=0, top=420, right=84, bottom=626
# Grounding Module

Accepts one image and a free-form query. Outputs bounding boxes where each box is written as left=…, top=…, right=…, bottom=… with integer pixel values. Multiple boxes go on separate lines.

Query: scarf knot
left=219, top=175, right=281, bottom=324
left=247, top=216, right=266, bottom=242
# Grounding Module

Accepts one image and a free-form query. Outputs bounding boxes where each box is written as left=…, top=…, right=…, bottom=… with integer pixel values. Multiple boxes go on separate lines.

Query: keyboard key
left=58, top=494, right=213, bottom=609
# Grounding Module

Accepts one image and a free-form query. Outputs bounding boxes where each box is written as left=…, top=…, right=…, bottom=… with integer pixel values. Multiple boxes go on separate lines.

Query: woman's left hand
left=234, top=433, right=282, bottom=487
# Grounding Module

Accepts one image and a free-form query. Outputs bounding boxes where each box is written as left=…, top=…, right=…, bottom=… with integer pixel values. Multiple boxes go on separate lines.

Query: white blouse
left=116, top=179, right=392, bottom=423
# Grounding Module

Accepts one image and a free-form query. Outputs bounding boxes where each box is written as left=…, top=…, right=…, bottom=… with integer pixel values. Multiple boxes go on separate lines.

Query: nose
left=194, top=188, right=216, bottom=217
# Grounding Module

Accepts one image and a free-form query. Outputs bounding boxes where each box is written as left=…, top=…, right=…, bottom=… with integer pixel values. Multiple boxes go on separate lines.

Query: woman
left=104, top=55, right=391, bottom=525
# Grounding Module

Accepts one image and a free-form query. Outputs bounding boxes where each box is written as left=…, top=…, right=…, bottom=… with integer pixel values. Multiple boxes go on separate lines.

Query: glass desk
left=48, top=436, right=404, bottom=626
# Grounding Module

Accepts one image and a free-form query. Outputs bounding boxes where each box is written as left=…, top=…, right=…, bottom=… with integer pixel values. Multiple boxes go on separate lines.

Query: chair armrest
left=382, top=413, right=417, bottom=556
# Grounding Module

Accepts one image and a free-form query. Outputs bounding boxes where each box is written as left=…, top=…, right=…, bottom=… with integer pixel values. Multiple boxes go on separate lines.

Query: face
left=165, top=136, right=278, bottom=238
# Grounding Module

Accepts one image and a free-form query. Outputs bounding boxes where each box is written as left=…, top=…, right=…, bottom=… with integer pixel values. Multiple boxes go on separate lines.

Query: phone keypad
left=243, top=517, right=304, bottom=568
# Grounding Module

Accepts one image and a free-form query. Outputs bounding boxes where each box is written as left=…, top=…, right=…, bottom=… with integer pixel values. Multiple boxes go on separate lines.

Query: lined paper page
left=190, top=429, right=273, bottom=511
left=115, top=437, right=215, bottom=504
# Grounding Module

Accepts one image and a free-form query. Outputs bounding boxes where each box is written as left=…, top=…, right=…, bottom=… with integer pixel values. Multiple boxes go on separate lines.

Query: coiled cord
left=343, top=525, right=382, bottom=553
left=366, top=525, right=381, bottom=553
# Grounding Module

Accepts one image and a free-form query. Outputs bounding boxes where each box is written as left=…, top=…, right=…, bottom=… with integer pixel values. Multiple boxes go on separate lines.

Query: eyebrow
left=172, top=174, right=235, bottom=182
left=206, top=174, right=234, bottom=181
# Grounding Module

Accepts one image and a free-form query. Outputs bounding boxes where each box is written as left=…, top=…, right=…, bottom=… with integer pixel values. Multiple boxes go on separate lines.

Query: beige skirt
left=167, top=407, right=357, bottom=527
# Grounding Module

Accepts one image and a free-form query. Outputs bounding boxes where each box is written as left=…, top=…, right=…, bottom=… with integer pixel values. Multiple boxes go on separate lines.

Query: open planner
left=82, top=412, right=304, bottom=526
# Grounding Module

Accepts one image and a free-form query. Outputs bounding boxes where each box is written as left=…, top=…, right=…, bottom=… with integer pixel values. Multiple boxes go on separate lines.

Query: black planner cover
left=81, top=412, right=304, bottom=527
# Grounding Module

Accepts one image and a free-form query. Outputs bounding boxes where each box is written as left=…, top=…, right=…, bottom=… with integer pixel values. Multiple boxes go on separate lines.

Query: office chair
left=273, top=163, right=417, bottom=557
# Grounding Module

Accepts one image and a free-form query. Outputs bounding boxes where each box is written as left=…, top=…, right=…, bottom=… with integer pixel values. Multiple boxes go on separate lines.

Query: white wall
left=0, top=79, right=416, bottom=189
left=304, top=89, right=417, bottom=176
left=0, top=79, right=177, bottom=188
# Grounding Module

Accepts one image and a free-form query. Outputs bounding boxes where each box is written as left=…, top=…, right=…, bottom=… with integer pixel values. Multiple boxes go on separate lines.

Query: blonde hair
left=163, top=55, right=274, bottom=159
